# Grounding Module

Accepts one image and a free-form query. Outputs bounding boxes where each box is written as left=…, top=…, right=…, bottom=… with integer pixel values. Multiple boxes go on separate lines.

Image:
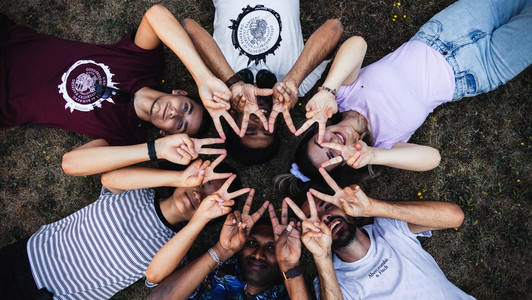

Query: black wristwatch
left=282, top=265, right=303, bottom=280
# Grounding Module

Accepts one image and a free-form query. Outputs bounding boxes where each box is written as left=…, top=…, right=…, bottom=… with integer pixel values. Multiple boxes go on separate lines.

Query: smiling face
left=172, top=180, right=223, bottom=220
left=302, top=198, right=358, bottom=250
left=149, top=94, right=204, bottom=136
left=306, top=121, right=362, bottom=171
left=240, top=224, right=280, bottom=288
left=234, top=97, right=274, bottom=149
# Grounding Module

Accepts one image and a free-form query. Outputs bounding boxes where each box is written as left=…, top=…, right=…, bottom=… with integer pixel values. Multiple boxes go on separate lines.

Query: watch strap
left=282, top=265, right=303, bottom=280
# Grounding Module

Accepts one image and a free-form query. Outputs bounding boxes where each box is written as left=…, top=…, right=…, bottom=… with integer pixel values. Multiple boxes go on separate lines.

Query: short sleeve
left=373, top=217, right=432, bottom=241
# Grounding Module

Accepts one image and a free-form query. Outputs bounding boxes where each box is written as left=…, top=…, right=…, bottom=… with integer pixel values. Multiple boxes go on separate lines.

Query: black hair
left=188, top=95, right=213, bottom=138
left=274, top=114, right=380, bottom=198
left=225, top=125, right=281, bottom=165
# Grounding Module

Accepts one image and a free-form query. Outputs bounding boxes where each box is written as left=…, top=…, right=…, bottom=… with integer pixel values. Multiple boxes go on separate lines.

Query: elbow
left=325, top=18, right=344, bottom=37
left=449, top=204, right=465, bottom=228
left=181, top=18, right=195, bottom=31
left=345, top=35, right=367, bottom=53
left=428, top=148, right=441, bottom=170
left=145, top=266, right=164, bottom=285
left=145, top=4, right=172, bottom=23
left=61, top=153, right=82, bottom=176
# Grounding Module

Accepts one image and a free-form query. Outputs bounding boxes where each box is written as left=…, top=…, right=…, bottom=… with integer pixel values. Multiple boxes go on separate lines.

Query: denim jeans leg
left=411, top=0, right=532, bottom=100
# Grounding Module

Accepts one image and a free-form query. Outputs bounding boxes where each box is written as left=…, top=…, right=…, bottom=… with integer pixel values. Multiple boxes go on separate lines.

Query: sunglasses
left=94, top=83, right=133, bottom=103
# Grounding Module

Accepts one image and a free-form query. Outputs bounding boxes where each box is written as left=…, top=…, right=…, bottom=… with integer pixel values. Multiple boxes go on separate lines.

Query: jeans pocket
left=464, top=73, right=477, bottom=95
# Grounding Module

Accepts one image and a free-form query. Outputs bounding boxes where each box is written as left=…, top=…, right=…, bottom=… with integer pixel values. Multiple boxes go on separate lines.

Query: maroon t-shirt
left=0, top=24, right=165, bottom=145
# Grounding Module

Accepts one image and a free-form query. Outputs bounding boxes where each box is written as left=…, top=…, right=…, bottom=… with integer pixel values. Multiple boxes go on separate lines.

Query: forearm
left=146, top=217, right=209, bottom=284
left=322, top=36, right=367, bottom=90
left=284, top=275, right=311, bottom=300
left=314, top=256, right=342, bottom=300
left=62, top=143, right=150, bottom=176
left=284, top=19, right=343, bottom=87
left=367, top=199, right=465, bottom=230
left=148, top=243, right=234, bottom=300
left=371, top=142, right=441, bottom=171
left=181, top=18, right=236, bottom=82
left=141, top=5, right=213, bottom=84
left=101, top=167, right=183, bottom=191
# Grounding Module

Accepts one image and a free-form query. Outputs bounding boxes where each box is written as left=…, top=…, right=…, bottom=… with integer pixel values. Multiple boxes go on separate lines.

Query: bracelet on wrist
left=225, top=73, right=242, bottom=88
left=318, top=85, right=337, bottom=98
left=208, top=247, right=223, bottom=266
left=147, top=140, right=157, bottom=161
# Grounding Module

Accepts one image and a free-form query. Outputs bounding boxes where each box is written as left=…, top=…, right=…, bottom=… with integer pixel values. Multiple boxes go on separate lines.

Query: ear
left=159, top=130, right=168, bottom=137
left=172, top=89, right=188, bottom=96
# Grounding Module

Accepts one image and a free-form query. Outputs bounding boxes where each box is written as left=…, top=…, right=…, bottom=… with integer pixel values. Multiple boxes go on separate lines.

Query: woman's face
left=306, top=122, right=361, bottom=171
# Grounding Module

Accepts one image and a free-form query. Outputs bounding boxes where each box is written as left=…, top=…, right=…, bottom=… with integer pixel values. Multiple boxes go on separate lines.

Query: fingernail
left=180, top=145, right=186, bottom=149
left=238, top=221, right=242, bottom=226
left=315, top=227, right=321, bottom=232
left=232, top=219, right=236, bottom=223
left=200, top=170, right=205, bottom=175
left=286, top=224, right=293, bottom=232
left=191, top=148, right=196, bottom=153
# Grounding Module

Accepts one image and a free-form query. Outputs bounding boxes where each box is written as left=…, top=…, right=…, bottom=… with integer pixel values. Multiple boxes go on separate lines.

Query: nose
left=251, top=246, right=266, bottom=261
left=168, top=107, right=182, bottom=119
left=320, top=212, right=331, bottom=224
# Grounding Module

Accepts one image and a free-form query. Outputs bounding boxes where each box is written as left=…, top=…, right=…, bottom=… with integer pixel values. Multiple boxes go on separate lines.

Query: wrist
left=213, top=242, right=235, bottom=262
left=225, top=73, right=242, bottom=89
left=278, top=260, right=300, bottom=272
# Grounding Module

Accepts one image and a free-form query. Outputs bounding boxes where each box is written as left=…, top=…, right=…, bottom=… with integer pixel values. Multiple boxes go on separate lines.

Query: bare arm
left=314, top=256, right=342, bottom=300
left=372, top=142, right=441, bottom=171
left=311, top=168, right=465, bottom=234
left=322, top=35, right=367, bottom=90
left=135, top=5, right=230, bottom=108
left=281, top=19, right=344, bottom=93
left=148, top=243, right=232, bottom=300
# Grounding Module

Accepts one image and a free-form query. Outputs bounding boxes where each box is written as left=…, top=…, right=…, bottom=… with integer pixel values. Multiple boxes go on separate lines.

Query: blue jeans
left=411, top=0, right=532, bottom=100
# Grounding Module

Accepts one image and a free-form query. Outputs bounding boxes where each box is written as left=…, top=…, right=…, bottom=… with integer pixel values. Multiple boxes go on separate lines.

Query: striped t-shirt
left=27, top=187, right=176, bottom=299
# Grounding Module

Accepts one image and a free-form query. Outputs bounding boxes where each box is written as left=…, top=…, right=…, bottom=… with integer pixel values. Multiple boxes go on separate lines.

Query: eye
left=326, top=151, right=334, bottom=160
left=247, top=240, right=258, bottom=247
left=177, top=120, right=183, bottom=130
left=267, top=245, right=275, bottom=252
left=183, top=103, right=189, bottom=113
left=324, top=203, right=333, bottom=211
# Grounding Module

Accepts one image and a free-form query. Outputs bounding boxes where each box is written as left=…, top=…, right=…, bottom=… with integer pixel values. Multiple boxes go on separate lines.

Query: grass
left=1, top=0, right=530, bottom=299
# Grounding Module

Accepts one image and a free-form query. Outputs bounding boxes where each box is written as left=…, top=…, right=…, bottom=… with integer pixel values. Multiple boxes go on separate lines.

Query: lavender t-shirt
left=336, top=41, right=455, bottom=149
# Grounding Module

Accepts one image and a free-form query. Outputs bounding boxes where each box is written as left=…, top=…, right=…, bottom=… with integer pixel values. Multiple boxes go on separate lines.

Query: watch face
left=229, top=5, right=282, bottom=65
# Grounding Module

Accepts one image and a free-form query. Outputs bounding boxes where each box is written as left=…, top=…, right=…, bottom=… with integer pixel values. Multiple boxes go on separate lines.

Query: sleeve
left=373, top=217, right=432, bottom=241
left=313, top=277, right=321, bottom=300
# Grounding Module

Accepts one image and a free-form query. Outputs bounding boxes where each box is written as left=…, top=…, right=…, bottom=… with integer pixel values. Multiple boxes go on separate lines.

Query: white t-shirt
left=315, top=218, right=475, bottom=300
left=212, top=0, right=329, bottom=96
left=336, top=41, right=455, bottom=149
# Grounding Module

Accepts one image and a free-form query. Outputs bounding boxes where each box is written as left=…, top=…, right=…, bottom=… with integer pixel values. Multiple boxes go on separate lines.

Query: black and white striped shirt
left=27, top=187, right=176, bottom=299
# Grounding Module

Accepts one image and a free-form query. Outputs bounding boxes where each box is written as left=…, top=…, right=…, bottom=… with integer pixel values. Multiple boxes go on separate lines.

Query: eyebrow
left=182, top=103, right=194, bottom=133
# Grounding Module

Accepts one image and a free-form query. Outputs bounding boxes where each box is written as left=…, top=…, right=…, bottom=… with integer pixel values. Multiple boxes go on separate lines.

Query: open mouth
left=328, top=218, right=344, bottom=235
left=333, top=132, right=346, bottom=145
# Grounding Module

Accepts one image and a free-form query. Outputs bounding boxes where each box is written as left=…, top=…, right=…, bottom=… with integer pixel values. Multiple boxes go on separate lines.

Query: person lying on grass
left=276, top=0, right=532, bottom=197
left=147, top=193, right=314, bottom=300
left=0, top=4, right=237, bottom=147
left=181, top=0, right=343, bottom=164
left=285, top=167, right=472, bottom=299
left=0, top=156, right=248, bottom=299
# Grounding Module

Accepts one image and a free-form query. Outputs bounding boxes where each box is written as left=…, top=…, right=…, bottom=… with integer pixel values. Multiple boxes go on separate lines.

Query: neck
left=159, top=195, right=188, bottom=226
left=245, top=283, right=269, bottom=299
left=334, top=228, right=371, bottom=263
left=133, top=87, right=167, bottom=121
left=341, top=110, right=368, bottom=137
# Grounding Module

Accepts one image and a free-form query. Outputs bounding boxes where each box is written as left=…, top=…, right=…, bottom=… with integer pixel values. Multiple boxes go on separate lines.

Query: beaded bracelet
left=208, top=247, right=223, bottom=266
left=318, top=85, right=337, bottom=98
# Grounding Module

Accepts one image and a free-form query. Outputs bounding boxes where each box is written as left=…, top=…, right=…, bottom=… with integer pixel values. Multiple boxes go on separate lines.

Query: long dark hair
left=274, top=113, right=380, bottom=198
